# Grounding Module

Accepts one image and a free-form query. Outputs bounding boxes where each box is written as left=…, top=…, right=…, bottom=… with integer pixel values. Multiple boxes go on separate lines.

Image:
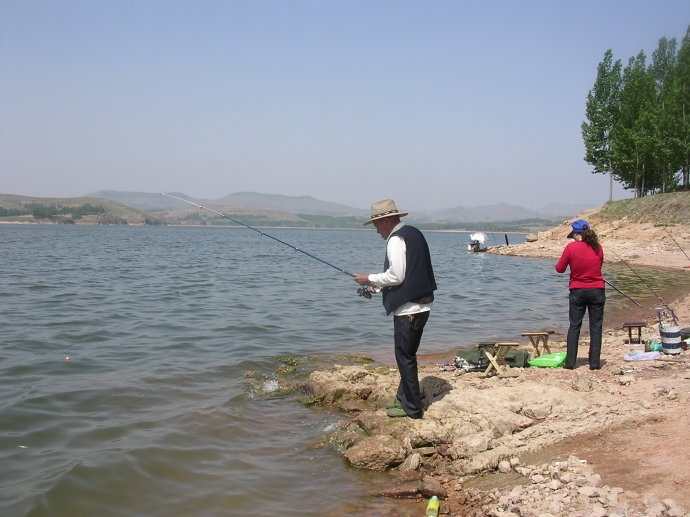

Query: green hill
left=594, top=191, right=690, bottom=225
left=0, top=193, right=155, bottom=224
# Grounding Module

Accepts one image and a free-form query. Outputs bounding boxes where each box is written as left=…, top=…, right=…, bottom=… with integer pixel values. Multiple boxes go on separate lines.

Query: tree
left=650, top=36, right=679, bottom=192
left=611, top=51, right=658, bottom=196
left=582, top=49, right=622, bottom=200
left=671, top=26, right=690, bottom=188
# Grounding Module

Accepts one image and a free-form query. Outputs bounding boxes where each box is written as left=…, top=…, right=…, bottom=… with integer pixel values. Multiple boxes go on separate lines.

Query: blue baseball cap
left=567, top=219, right=590, bottom=239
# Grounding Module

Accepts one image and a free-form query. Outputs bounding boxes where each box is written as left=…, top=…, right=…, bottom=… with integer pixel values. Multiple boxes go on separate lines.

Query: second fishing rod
left=161, top=193, right=381, bottom=299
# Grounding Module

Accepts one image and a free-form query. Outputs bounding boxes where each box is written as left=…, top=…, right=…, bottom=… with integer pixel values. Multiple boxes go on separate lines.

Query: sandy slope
left=489, top=218, right=690, bottom=271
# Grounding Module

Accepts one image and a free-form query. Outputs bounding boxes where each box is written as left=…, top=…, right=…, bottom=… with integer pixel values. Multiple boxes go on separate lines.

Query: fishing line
left=606, top=248, right=665, bottom=304
left=161, top=193, right=355, bottom=277
left=662, top=226, right=690, bottom=263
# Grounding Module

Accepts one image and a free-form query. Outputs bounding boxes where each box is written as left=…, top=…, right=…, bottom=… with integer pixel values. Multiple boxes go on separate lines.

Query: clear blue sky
left=2, top=1, right=689, bottom=211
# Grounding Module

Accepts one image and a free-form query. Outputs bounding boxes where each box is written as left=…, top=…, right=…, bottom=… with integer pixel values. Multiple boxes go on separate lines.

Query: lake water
left=1, top=224, right=687, bottom=516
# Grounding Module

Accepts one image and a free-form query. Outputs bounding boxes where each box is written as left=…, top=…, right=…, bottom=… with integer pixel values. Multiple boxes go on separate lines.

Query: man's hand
left=353, top=273, right=370, bottom=285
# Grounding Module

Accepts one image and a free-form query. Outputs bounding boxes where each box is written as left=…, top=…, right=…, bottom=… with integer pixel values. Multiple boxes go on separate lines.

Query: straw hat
left=365, top=199, right=408, bottom=225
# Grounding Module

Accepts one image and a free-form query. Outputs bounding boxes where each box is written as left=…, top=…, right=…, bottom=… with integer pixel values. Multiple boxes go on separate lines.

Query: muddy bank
left=304, top=319, right=690, bottom=516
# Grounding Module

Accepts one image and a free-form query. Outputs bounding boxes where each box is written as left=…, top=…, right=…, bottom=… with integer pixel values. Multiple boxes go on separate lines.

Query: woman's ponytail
left=582, top=228, right=600, bottom=251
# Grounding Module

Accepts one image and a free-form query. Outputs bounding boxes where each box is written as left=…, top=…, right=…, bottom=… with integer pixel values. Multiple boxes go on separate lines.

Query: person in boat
left=555, top=219, right=605, bottom=370
left=353, top=199, right=437, bottom=419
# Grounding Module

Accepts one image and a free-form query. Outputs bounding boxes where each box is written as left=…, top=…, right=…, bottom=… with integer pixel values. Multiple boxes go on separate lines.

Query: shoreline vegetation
left=286, top=193, right=690, bottom=516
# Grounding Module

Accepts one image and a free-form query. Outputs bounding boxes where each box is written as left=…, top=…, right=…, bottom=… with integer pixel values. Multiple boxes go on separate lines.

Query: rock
left=354, top=413, right=383, bottom=434
left=574, top=475, right=589, bottom=487
left=515, top=466, right=532, bottom=477
left=498, top=460, right=512, bottom=473
left=578, top=486, right=598, bottom=497
left=509, top=456, right=520, bottom=467
left=344, top=435, right=406, bottom=471
left=408, top=421, right=450, bottom=447
left=415, top=446, right=437, bottom=456
left=531, top=474, right=546, bottom=484
left=452, top=432, right=491, bottom=457
left=558, top=472, right=573, bottom=483
left=399, top=453, right=422, bottom=472
left=571, top=377, right=594, bottom=392
left=547, top=480, right=562, bottom=490
left=667, top=390, right=679, bottom=401
left=522, top=404, right=553, bottom=420
left=379, top=480, right=421, bottom=498
left=421, top=476, right=448, bottom=498
left=340, top=399, right=369, bottom=412
left=618, top=375, right=634, bottom=385
left=526, top=234, right=538, bottom=242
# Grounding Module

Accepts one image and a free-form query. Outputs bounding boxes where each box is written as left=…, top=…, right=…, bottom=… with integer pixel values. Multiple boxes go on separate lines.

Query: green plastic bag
left=528, top=351, right=566, bottom=368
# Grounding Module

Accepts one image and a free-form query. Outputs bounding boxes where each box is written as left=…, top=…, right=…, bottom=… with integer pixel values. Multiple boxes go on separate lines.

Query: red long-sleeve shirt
left=555, top=241, right=605, bottom=289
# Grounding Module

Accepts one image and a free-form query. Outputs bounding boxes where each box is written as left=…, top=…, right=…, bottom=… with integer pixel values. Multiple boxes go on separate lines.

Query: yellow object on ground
left=426, top=495, right=440, bottom=517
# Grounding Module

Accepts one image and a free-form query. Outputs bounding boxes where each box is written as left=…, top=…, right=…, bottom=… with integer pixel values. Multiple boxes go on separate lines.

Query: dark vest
left=382, top=225, right=437, bottom=315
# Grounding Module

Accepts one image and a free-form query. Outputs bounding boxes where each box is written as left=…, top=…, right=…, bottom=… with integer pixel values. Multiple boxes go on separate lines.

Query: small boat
left=467, top=232, right=488, bottom=252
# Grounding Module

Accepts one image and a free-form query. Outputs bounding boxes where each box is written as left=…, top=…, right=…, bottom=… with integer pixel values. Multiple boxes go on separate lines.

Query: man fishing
left=354, top=199, right=437, bottom=419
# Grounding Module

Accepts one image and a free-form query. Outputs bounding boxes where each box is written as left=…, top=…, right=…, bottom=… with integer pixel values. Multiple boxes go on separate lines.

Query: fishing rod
left=603, top=278, right=641, bottom=307
left=161, top=193, right=355, bottom=278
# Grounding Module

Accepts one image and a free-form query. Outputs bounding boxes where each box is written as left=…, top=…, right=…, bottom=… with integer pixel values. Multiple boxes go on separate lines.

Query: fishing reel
left=357, top=286, right=373, bottom=299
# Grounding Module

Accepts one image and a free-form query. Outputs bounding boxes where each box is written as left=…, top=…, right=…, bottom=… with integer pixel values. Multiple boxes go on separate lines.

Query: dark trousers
left=394, top=311, right=430, bottom=418
left=566, top=288, right=605, bottom=369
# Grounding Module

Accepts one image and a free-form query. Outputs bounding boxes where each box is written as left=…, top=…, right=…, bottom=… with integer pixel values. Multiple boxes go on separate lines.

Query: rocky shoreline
left=487, top=219, right=690, bottom=272
left=301, top=310, right=690, bottom=516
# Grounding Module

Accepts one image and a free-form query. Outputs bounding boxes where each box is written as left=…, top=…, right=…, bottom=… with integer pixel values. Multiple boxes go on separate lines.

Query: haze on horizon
left=2, top=1, right=689, bottom=212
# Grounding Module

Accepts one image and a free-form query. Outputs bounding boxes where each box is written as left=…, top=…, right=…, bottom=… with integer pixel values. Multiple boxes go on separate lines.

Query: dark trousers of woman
left=393, top=311, right=430, bottom=418
left=566, top=288, right=605, bottom=369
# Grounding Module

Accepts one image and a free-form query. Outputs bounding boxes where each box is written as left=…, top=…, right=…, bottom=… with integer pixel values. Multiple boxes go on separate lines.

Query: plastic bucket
left=660, top=324, right=681, bottom=355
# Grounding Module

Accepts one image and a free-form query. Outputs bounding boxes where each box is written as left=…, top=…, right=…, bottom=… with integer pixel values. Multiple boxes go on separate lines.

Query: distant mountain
left=424, top=203, right=540, bottom=223
left=423, top=201, right=598, bottom=222
left=88, top=190, right=598, bottom=224
left=92, top=190, right=367, bottom=216
left=216, top=192, right=367, bottom=216
left=90, top=190, right=196, bottom=211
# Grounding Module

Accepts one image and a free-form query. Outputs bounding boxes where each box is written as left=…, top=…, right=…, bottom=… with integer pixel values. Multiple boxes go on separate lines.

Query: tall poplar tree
left=673, top=26, right=690, bottom=188
left=582, top=50, right=622, bottom=200
left=650, top=37, right=679, bottom=192
left=611, top=51, right=657, bottom=196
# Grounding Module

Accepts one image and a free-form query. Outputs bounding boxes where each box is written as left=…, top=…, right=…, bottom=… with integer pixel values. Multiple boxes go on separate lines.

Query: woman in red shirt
left=555, top=219, right=605, bottom=370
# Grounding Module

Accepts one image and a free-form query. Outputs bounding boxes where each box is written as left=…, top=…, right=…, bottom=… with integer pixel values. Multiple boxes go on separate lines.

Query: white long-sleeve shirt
left=367, top=222, right=433, bottom=317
